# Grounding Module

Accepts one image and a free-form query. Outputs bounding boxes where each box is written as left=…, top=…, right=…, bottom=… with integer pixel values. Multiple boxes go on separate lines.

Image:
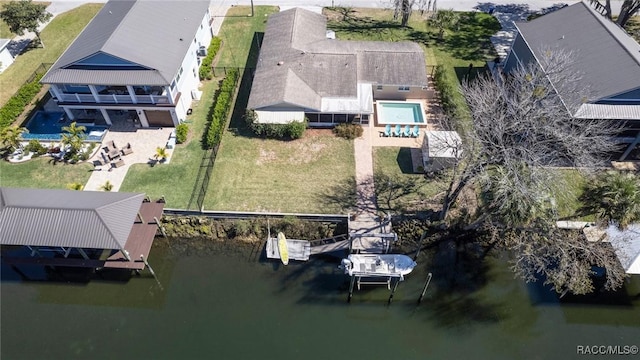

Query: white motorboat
left=341, top=254, right=417, bottom=280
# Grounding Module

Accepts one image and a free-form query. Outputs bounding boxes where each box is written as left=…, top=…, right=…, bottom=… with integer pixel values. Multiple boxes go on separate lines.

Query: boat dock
left=266, top=237, right=311, bottom=261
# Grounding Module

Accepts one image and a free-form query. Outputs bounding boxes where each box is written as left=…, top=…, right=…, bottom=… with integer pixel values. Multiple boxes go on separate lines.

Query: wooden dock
left=266, top=237, right=311, bottom=261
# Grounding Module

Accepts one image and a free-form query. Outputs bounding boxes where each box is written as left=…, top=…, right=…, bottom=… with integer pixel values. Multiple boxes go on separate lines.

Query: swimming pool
left=376, top=101, right=425, bottom=125
left=22, top=111, right=108, bottom=142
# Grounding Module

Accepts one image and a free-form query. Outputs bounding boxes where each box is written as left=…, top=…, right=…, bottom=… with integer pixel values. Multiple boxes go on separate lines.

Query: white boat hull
left=342, top=254, right=417, bottom=278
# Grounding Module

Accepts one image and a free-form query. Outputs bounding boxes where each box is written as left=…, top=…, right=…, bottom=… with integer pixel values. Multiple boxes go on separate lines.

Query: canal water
left=2, top=238, right=639, bottom=360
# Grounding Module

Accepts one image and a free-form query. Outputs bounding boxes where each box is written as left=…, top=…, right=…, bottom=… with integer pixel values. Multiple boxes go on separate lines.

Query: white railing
left=58, top=93, right=170, bottom=105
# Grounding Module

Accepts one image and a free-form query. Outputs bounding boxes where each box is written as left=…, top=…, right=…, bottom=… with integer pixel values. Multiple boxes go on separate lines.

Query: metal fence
left=26, top=63, right=52, bottom=83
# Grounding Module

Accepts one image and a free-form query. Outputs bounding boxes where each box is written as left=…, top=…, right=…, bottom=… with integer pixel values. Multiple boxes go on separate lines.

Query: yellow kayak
left=277, top=232, right=289, bottom=265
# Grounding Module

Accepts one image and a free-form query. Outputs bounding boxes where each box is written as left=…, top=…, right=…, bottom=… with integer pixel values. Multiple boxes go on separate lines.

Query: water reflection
left=2, top=236, right=639, bottom=360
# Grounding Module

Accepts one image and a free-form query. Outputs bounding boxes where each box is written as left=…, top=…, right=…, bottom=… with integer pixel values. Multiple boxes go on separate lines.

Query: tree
left=596, top=0, right=640, bottom=27
left=0, top=126, right=26, bottom=154
left=154, top=147, right=168, bottom=162
left=0, top=0, right=52, bottom=48
left=437, top=49, right=625, bottom=294
left=61, top=122, right=86, bottom=157
left=429, top=9, right=460, bottom=40
left=392, top=0, right=414, bottom=27
left=581, top=171, right=640, bottom=228
left=100, top=180, right=114, bottom=192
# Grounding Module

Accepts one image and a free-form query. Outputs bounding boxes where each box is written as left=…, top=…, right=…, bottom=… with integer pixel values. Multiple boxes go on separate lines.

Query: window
left=194, top=38, right=196, bottom=44
left=376, top=85, right=383, bottom=90
left=398, top=86, right=410, bottom=92
left=200, top=24, right=203, bottom=29
left=193, top=67, right=197, bottom=77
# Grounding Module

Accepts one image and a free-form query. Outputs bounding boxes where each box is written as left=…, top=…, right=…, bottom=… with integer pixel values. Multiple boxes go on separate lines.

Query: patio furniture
left=93, top=157, right=107, bottom=166
left=112, top=159, right=125, bottom=168
left=120, top=143, right=133, bottom=156
left=402, top=125, right=411, bottom=137
left=381, top=124, right=391, bottom=137
left=108, top=149, right=120, bottom=160
left=393, top=124, right=402, bottom=137
left=410, top=125, right=420, bottom=137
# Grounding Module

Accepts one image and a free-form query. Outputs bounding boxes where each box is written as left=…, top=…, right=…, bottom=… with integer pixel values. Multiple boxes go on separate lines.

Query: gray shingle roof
left=248, top=8, right=428, bottom=111
left=41, top=0, right=210, bottom=86
left=515, top=1, right=640, bottom=102
left=0, top=187, right=145, bottom=250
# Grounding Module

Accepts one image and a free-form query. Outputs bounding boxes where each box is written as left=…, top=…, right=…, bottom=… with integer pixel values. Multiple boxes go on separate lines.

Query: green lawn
left=119, top=79, right=219, bottom=209
left=216, top=6, right=279, bottom=68
left=0, top=3, right=102, bottom=107
left=373, top=147, right=448, bottom=214
left=551, top=168, right=592, bottom=221
left=204, top=130, right=355, bottom=213
left=0, top=157, right=93, bottom=189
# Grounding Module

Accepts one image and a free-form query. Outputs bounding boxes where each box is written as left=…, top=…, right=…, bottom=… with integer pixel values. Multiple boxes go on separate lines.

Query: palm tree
left=100, top=180, right=114, bottom=192
left=429, top=9, right=460, bottom=40
left=154, top=147, right=168, bottom=162
left=67, top=182, right=84, bottom=191
left=61, top=122, right=86, bottom=156
left=581, top=171, right=640, bottom=228
left=0, top=126, right=26, bottom=154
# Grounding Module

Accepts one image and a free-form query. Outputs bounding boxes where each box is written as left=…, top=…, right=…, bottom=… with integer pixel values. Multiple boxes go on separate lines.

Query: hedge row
left=432, top=64, right=470, bottom=131
left=250, top=120, right=306, bottom=140
left=198, top=37, right=222, bottom=80
left=204, top=68, right=239, bottom=148
left=0, top=74, right=44, bottom=130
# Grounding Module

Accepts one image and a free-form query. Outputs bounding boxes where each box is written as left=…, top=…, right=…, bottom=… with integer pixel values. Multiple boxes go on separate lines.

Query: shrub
left=24, top=140, right=47, bottom=155
left=245, top=110, right=307, bottom=140
left=0, top=74, right=44, bottom=130
left=203, top=68, right=239, bottom=149
left=198, top=37, right=222, bottom=80
left=176, top=123, right=188, bottom=144
left=333, top=123, right=363, bottom=139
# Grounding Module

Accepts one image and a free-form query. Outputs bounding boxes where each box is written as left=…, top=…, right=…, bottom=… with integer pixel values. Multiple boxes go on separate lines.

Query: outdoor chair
left=393, top=124, right=402, bottom=137
left=381, top=124, right=391, bottom=137
left=402, top=125, right=411, bottom=137
left=113, top=159, right=125, bottom=168
left=121, top=143, right=133, bottom=156
left=410, top=125, right=420, bottom=137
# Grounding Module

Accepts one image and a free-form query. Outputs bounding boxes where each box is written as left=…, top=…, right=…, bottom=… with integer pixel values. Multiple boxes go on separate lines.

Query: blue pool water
left=377, top=101, right=425, bottom=125
left=22, top=111, right=108, bottom=142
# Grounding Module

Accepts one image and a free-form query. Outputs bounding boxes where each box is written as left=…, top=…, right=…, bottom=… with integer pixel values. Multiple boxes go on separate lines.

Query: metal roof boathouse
left=0, top=187, right=165, bottom=272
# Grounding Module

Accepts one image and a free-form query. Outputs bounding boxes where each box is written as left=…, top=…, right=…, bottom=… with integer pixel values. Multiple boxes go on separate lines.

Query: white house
left=0, top=39, right=15, bottom=73
left=247, top=8, right=430, bottom=127
left=41, top=0, right=213, bottom=128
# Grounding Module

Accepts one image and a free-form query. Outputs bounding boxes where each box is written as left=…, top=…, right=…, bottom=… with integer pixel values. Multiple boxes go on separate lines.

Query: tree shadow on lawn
left=440, top=13, right=501, bottom=62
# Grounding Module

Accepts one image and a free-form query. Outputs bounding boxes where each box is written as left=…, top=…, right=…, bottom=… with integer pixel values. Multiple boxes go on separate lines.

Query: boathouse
left=0, top=187, right=164, bottom=271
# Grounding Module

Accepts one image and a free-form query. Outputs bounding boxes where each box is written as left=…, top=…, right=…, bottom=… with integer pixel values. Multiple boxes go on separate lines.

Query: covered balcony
left=50, top=84, right=175, bottom=105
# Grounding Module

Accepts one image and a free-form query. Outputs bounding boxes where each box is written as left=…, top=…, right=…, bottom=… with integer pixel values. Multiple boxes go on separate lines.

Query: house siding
left=373, top=85, right=429, bottom=101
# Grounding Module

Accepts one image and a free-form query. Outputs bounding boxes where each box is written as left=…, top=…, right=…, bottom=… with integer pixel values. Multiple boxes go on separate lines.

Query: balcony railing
left=57, top=93, right=171, bottom=105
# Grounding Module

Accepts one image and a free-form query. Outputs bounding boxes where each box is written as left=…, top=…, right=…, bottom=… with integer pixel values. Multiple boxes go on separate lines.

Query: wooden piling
left=417, top=272, right=433, bottom=304
left=347, top=275, right=356, bottom=303
left=140, top=254, right=163, bottom=290
left=413, top=230, right=428, bottom=261
left=154, top=216, right=167, bottom=237
left=387, top=277, right=400, bottom=305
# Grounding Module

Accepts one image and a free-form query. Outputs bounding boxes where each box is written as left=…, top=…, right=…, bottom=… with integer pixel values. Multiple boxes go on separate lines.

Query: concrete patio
left=83, top=127, right=174, bottom=192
